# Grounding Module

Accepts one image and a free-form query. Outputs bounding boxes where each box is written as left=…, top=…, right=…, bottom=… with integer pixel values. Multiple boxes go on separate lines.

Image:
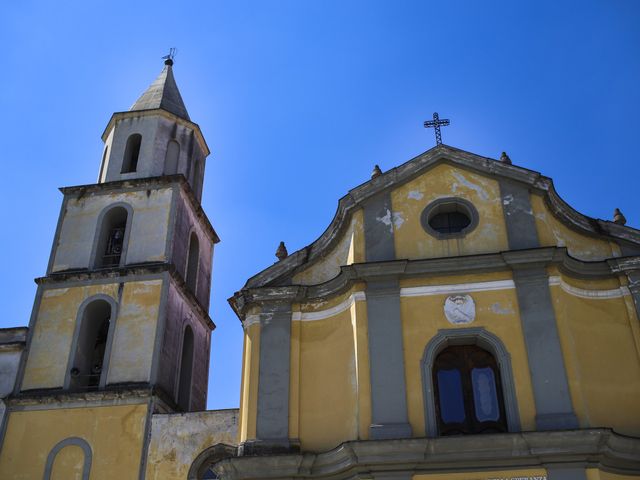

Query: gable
left=241, top=145, right=640, bottom=292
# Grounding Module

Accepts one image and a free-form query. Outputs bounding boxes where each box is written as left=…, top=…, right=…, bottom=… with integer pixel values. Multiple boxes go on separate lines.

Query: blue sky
left=1, top=1, right=638, bottom=409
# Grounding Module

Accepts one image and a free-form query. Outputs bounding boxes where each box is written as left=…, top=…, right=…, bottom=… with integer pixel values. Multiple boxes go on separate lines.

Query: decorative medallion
left=444, top=294, right=476, bottom=325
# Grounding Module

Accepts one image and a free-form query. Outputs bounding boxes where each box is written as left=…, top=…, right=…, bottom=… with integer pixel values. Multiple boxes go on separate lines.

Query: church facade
left=1, top=62, right=640, bottom=480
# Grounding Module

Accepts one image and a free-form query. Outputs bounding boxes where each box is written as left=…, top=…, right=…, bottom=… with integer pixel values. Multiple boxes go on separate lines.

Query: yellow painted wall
left=551, top=274, right=640, bottom=435
left=413, top=468, right=547, bottom=480
left=22, top=283, right=118, bottom=390
left=293, top=209, right=365, bottom=285
left=400, top=272, right=537, bottom=435
left=22, top=280, right=163, bottom=391
left=238, top=322, right=260, bottom=443
left=391, top=163, right=509, bottom=260
left=107, top=280, right=161, bottom=384
left=0, top=403, right=147, bottom=480
left=531, top=194, right=615, bottom=260
left=296, top=308, right=358, bottom=452
left=50, top=445, right=84, bottom=480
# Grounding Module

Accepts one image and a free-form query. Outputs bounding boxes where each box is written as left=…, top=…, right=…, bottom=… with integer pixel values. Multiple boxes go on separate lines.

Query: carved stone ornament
left=444, top=294, right=476, bottom=325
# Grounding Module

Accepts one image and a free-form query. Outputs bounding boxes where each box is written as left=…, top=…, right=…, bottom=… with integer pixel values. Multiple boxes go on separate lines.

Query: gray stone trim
left=102, top=109, right=210, bottom=155
left=33, top=265, right=214, bottom=330
left=163, top=183, right=180, bottom=266
left=363, top=192, right=396, bottom=262
left=60, top=174, right=219, bottom=243
left=256, top=304, right=292, bottom=442
left=547, top=467, right=587, bottom=480
left=0, top=400, right=8, bottom=462
left=209, top=429, right=640, bottom=480
left=188, top=443, right=237, bottom=480
left=421, top=327, right=521, bottom=437
left=43, top=436, right=92, bottom=480
left=14, top=285, right=44, bottom=394
left=7, top=391, right=152, bottom=410
left=241, top=145, right=640, bottom=291
left=366, top=279, right=411, bottom=439
left=420, top=197, right=479, bottom=240
left=150, top=272, right=171, bottom=385
left=89, top=201, right=134, bottom=269
left=63, top=294, right=119, bottom=390
left=46, top=195, right=69, bottom=275
left=231, top=247, right=629, bottom=319
left=137, top=398, right=154, bottom=480
left=512, top=267, right=578, bottom=430
left=500, top=180, right=540, bottom=250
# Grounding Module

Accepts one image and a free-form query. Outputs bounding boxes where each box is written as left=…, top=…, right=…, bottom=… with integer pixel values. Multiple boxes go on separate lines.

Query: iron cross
left=424, top=112, right=450, bottom=146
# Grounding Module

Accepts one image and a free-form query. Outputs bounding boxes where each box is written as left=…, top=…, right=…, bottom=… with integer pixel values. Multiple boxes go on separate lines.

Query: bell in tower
left=0, top=56, right=221, bottom=478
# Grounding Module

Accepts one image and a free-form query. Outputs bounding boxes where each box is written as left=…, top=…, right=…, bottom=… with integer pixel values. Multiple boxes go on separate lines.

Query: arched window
left=185, top=232, right=199, bottom=294
left=164, top=140, right=180, bottom=175
left=94, top=206, right=129, bottom=268
left=121, top=134, right=142, bottom=173
left=192, top=160, right=201, bottom=197
left=69, top=299, right=112, bottom=391
left=433, top=344, right=507, bottom=435
left=178, top=325, right=194, bottom=411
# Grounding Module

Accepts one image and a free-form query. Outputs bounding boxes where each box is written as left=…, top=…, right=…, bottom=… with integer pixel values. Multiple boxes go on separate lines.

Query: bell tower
left=0, top=59, right=219, bottom=478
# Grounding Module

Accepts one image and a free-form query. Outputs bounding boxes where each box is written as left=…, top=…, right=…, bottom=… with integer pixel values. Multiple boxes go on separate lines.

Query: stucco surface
left=145, top=409, right=238, bottom=480
left=531, top=194, right=615, bottom=260
left=0, top=403, right=147, bottom=480
left=293, top=209, right=364, bottom=285
left=52, top=188, right=173, bottom=272
left=391, top=163, right=509, bottom=260
left=22, top=283, right=119, bottom=390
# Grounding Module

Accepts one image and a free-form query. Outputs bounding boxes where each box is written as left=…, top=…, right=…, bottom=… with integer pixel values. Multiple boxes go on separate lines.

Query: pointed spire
left=130, top=58, right=190, bottom=121
left=613, top=208, right=627, bottom=225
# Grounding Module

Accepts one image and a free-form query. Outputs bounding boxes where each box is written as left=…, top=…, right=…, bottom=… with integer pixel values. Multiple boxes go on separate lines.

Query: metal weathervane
left=424, top=112, right=450, bottom=146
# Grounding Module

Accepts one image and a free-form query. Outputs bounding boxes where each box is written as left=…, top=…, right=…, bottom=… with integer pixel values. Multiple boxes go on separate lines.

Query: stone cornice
left=209, top=429, right=640, bottom=479
left=101, top=108, right=210, bottom=156
left=242, top=145, right=640, bottom=291
left=36, top=262, right=215, bottom=330
left=230, top=247, right=636, bottom=319
left=59, top=174, right=220, bottom=244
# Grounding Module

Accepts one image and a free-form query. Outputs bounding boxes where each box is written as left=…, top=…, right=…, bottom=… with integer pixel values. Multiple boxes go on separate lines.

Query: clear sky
left=1, top=1, right=639, bottom=410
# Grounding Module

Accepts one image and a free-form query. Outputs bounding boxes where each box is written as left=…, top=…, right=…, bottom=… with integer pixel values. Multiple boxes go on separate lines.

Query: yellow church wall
left=22, top=283, right=119, bottom=390
left=531, top=194, right=615, bottom=260
left=413, top=468, right=548, bottom=480
left=52, top=187, right=173, bottom=272
left=106, top=279, right=161, bottom=384
left=49, top=444, right=85, bottom=479
left=22, top=280, right=163, bottom=391
left=294, top=303, right=361, bottom=452
left=238, top=322, right=260, bottom=443
left=400, top=274, right=537, bottom=435
left=550, top=277, right=640, bottom=434
left=391, top=163, right=509, bottom=260
left=0, top=403, right=147, bottom=480
left=293, top=209, right=365, bottom=285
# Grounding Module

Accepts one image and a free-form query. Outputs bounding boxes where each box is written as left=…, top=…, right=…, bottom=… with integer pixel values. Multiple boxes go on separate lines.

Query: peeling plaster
left=490, top=302, right=515, bottom=315
left=407, top=190, right=424, bottom=200
left=376, top=209, right=394, bottom=234
left=392, top=212, right=405, bottom=229
left=451, top=172, right=489, bottom=200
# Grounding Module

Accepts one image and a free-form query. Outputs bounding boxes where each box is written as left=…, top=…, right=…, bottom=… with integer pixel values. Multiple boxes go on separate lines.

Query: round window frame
left=420, top=197, right=479, bottom=239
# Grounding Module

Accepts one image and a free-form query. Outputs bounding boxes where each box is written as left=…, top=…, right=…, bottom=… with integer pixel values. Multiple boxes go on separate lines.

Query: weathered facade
left=0, top=60, right=236, bottom=479
left=1, top=59, right=640, bottom=480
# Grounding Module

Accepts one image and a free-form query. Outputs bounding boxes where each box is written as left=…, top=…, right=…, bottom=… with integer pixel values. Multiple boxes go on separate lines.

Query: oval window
left=421, top=198, right=478, bottom=238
